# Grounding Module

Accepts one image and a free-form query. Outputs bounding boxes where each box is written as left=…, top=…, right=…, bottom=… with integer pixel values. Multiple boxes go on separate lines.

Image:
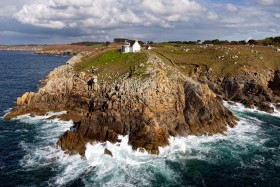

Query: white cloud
left=0, top=5, right=17, bottom=18
left=207, top=12, right=218, bottom=20
left=227, top=4, right=238, bottom=12
left=14, top=0, right=214, bottom=29
left=258, top=0, right=275, bottom=5
left=1, top=0, right=279, bottom=44
left=274, top=13, right=280, bottom=18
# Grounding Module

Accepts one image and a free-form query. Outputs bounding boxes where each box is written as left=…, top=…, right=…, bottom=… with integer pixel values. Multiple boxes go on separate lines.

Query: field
left=73, top=42, right=280, bottom=81
left=153, top=44, right=280, bottom=77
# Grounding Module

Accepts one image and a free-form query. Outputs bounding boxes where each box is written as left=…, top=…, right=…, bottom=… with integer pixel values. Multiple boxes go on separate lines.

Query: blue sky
left=0, top=0, right=279, bottom=44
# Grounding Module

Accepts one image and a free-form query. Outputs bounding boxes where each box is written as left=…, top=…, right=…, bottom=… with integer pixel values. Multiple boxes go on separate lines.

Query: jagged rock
left=56, top=55, right=238, bottom=155
left=269, top=70, right=280, bottom=96
left=4, top=54, right=88, bottom=119
left=221, top=77, right=275, bottom=112
left=104, top=148, right=113, bottom=157
left=258, top=103, right=274, bottom=113
left=57, top=130, right=86, bottom=156
left=184, top=81, right=237, bottom=135
left=6, top=53, right=239, bottom=156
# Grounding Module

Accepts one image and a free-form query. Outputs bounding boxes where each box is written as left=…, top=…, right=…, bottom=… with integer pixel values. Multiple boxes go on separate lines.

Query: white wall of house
left=131, top=41, right=141, bottom=52
left=122, top=45, right=130, bottom=53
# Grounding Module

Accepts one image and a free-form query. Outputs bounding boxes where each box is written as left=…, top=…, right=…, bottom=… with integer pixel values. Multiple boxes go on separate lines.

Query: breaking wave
left=14, top=106, right=280, bottom=186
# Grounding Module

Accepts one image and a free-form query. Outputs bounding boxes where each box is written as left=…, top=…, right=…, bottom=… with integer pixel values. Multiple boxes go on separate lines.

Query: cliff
left=6, top=44, right=280, bottom=156
left=5, top=54, right=88, bottom=120
left=5, top=51, right=237, bottom=155
left=155, top=44, right=280, bottom=113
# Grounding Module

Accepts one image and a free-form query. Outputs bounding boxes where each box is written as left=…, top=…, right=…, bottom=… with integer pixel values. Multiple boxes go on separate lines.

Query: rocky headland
left=5, top=44, right=280, bottom=156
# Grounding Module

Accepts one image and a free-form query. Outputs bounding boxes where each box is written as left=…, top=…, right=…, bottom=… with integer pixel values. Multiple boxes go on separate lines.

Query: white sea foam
left=271, top=103, right=280, bottom=116
left=1, top=108, right=12, bottom=118
left=224, top=101, right=280, bottom=118
left=14, top=111, right=68, bottom=124
left=17, top=108, right=276, bottom=186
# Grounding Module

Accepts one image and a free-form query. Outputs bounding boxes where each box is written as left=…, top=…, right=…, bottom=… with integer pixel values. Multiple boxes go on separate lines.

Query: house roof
left=123, top=41, right=130, bottom=46
left=122, top=40, right=142, bottom=47
left=127, top=40, right=136, bottom=46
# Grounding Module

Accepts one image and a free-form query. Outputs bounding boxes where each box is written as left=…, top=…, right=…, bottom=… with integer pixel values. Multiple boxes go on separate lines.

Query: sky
left=0, top=0, right=279, bottom=44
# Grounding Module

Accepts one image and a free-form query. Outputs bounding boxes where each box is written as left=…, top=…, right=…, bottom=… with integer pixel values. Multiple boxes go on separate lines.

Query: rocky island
left=5, top=42, right=280, bottom=156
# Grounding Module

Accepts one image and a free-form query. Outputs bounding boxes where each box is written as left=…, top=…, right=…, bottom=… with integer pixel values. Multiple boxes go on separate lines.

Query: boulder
left=104, top=148, right=113, bottom=157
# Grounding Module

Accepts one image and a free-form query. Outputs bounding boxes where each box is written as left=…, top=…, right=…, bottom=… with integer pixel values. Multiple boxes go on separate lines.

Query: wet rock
left=104, top=148, right=113, bottom=157
left=221, top=77, right=275, bottom=110
left=258, top=103, right=274, bottom=113
left=57, top=130, right=86, bottom=156
left=276, top=104, right=280, bottom=110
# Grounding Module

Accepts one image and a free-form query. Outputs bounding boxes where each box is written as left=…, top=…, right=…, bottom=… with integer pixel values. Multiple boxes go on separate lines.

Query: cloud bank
left=0, top=0, right=279, bottom=44
left=15, top=0, right=211, bottom=29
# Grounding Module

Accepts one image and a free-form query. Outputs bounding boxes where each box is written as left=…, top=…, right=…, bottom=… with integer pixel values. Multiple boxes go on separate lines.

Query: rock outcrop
left=219, top=74, right=279, bottom=113
left=184, top=81, right=237, bottom=135
left=197, top=69, right=280, bottom=113
left=56, top=54, right=237, bottom=155
left=6, top=53, right=238, bottom=156
left=269, top=70, right=280, bottom=96
left=4, top=54, right=89, bottom=120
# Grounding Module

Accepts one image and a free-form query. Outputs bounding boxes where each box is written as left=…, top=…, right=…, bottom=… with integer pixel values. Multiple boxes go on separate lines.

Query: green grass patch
left=74, top=50, right=148, bottom=81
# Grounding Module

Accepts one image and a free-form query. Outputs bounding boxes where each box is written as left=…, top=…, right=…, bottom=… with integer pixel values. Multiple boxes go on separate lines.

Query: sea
left=0, top=50, right=279, bottom=187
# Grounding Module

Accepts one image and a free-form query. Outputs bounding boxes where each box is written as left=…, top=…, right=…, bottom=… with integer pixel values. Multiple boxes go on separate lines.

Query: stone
left=258, top=103, right=274, bottom=113
left=104, top=148, right=113, bottom=157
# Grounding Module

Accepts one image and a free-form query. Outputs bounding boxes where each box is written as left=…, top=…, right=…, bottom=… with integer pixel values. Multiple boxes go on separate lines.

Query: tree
left=248, top=39, right=257, bottom=45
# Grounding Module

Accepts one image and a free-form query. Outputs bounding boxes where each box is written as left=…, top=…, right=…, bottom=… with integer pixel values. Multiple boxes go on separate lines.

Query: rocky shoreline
left=5, top=51, right=280, bottom=156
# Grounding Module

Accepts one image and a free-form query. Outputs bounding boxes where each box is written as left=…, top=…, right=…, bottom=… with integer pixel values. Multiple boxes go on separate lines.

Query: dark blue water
left=0, top=51, right=280, bottom=187
left=0, top=51, right=71, bottom=186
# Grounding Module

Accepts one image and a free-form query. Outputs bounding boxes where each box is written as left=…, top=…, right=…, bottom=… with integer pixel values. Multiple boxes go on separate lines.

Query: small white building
left=121, top=40, right=141, bottom=53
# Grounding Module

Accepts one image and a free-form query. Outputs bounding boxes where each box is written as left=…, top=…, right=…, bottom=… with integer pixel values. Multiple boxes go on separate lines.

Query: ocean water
left=0, top=51, right=280, bottom=187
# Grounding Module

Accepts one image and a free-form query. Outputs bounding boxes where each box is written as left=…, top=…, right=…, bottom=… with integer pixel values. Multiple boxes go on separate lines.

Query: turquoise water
left=0, top=51, right=279, bottom=187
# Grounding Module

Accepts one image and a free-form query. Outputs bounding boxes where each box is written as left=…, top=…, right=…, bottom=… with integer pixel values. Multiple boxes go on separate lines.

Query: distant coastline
left=0, top=44, right=94, bottom=55
left=0, top=45, right=44, bottom=51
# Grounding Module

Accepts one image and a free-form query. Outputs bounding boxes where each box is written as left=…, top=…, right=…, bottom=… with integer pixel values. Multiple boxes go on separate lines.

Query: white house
left=121, top=40, right=141, bottom=53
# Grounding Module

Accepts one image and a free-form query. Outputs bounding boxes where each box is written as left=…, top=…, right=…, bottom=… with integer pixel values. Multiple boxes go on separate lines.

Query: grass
left=74, top=50, right=148, bottom=81
left=153, top=44, right=280, bottom=77
left=90, top=44, right=103, bottom=49
left=72, top=43, right=280, bottom=82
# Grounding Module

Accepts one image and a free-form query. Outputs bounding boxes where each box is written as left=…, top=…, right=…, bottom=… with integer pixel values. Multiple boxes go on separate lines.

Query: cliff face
left=197, top=69, right=280, bottom=113
left=5, top=54, right=89, bottom=120
left=5, top=53, right=237, bottom=155
left=269, top=70, right=280, bottom=96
